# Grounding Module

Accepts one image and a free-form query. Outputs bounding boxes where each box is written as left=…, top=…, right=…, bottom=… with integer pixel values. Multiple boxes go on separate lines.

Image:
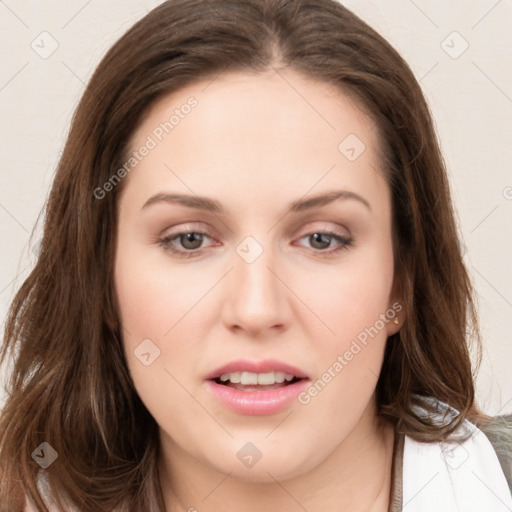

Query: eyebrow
left=141, top=189, right=371, bottom=214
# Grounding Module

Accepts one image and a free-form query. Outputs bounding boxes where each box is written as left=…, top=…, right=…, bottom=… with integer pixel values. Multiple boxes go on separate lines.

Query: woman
left=1, top=0, right=510, bottom=511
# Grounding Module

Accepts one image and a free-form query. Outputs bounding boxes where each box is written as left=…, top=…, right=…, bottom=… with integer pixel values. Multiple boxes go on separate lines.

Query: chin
left=206, top=446, right=317, bottom=484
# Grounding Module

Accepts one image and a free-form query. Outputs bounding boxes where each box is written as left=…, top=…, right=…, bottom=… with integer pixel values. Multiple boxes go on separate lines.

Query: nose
left=222, top=236, right=289, bottom=336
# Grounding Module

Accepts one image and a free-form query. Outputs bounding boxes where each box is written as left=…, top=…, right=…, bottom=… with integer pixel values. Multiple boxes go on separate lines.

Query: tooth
left=240, top=371, right=258, bottom=385
left=257, top=372, right=276, bottom=385
left=275, top=371, right=285, bottom=383
left=219, top=371, right=298, bottom=385
left=229, top=372, right=241, bottom=383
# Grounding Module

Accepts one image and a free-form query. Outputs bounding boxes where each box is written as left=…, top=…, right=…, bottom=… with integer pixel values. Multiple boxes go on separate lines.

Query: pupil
left=182, top=233, right=203, bottom=249
left=311, top=233, right=330, bottom=249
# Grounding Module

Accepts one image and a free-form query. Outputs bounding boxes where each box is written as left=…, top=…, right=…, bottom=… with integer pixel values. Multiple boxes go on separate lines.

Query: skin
left=114, top=68, right=403, bottom=512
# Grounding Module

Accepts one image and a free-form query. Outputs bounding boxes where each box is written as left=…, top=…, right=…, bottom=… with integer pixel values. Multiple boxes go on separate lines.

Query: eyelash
left=157, top=228, right=353, bottom=259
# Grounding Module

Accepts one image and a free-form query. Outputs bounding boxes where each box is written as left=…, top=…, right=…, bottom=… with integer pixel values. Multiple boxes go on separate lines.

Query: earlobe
left=105, top=302, right=120, bottom=332
left=387, top=297, right=405, bottom=336
left=106, top=285, right=121, bottom=331
left=106, top=316, right=118, bottom=331
left=386, top=309, right=402, bottom=336
left=387, top=270, right=405, bottom=335
left=387, top=279, right=405, bottom=335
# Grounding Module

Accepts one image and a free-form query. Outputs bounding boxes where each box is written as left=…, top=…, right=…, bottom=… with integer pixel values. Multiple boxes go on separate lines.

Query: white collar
left=402, top=397, right=512, bottom=511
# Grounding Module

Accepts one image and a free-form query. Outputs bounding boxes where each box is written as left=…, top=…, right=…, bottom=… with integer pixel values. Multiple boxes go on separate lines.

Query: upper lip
left=205, top=359, right=310, bottom=380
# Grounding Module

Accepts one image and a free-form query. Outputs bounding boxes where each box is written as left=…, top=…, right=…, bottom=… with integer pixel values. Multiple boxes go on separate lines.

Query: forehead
left=121, top=69, right=388, bottom=215
left=135, top=68, right=379, bottom=152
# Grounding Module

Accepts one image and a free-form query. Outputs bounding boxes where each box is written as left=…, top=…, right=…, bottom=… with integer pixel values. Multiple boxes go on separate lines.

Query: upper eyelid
left=162, top=219, right=351, bottom=236
left=162, top=224, right=216, bottom=239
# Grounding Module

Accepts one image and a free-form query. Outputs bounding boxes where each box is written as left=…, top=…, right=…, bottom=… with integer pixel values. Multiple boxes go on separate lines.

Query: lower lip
left=205, top=379, right=309, bottom=415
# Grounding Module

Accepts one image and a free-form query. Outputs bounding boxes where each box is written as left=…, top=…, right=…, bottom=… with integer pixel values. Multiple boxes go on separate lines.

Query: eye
left=158, top=229, right=217, bottom=258
left=296, top=231, right=353, bottom=255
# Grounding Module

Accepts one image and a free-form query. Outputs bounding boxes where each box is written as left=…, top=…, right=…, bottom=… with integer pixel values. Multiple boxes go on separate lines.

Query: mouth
left=211, top=371, right=306, bottom=392
left=204, top=360, right=311, bottom=415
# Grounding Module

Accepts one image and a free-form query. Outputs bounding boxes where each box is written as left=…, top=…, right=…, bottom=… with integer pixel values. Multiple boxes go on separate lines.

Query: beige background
left=1, top=0, right=511, bottom=414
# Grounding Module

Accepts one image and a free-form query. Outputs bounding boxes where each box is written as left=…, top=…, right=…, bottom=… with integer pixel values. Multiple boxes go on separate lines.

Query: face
left=114, top=69, right=401, bottom=482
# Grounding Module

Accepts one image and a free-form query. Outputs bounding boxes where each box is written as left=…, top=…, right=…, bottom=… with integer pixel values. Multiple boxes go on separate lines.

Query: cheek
left=294, top=240, right=395, bottom=344
left=113, top=241, right=221, bottom=388
left=114, top=244, right=205, bottom=341
left=113, top=249, right=204, bottom=421
left=293, top=239, right=395, bottom=402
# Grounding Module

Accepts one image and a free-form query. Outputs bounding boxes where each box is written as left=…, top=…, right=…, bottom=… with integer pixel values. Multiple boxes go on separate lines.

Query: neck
left=158, top=401, right=395, bottom=512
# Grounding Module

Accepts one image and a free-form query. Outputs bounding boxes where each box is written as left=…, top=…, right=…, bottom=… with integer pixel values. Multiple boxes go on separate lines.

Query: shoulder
left=399, top=397, right=512, bottom=511
left=478, top=413, right=512, bottom=492
left=478, top=412, right=512, bottom=443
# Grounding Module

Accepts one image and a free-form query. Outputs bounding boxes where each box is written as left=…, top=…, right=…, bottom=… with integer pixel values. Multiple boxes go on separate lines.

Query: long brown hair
left=0, top=0, right=482, bottom=510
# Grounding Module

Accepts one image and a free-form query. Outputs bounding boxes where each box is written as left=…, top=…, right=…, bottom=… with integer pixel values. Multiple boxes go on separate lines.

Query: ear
left=106, top=313, right=118, bottom=331
left=386, top=273, right=405, bottom=336
left=105, top=288, right=120, bottom=332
